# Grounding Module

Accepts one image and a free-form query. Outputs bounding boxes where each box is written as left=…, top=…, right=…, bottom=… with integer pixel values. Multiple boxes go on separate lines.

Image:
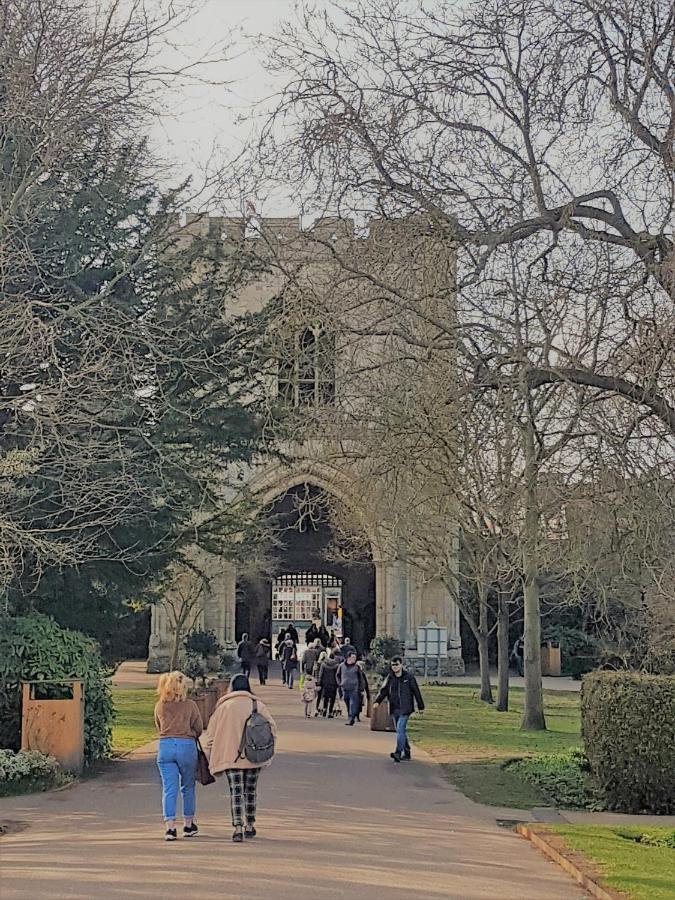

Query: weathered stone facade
left=148, top=214, right=464, bottom=673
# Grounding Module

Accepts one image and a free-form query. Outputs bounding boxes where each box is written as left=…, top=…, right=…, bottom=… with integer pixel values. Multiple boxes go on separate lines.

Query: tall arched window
left=278, top=326, right=336, bottom=407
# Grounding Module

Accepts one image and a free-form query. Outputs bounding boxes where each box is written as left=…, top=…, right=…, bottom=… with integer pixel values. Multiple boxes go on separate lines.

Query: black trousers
left=257, top=664, right=268, bottom=684
left=322, top=687, right=337, bottom=716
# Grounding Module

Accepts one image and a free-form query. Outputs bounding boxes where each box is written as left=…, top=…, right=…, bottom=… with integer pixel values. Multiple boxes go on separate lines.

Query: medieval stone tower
left=148, top=213, right=464, bottom=674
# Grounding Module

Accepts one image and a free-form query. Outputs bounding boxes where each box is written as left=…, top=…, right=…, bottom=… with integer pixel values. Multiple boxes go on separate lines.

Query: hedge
left=0, top=615, right=113, bottom=763
left=581, top=671, right=675, bottom=814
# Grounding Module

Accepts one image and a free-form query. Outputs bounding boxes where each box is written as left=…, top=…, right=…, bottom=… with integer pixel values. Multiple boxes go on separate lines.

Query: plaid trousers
left=225, top=768, right=261, bottom=826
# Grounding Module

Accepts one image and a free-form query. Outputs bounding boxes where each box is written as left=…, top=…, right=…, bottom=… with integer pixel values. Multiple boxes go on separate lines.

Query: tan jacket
left=202, top=690, right=277, bottom=774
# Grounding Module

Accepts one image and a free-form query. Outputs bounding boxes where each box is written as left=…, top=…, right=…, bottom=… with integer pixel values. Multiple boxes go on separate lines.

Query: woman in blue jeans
left=154, top=671, right=203, bottom=841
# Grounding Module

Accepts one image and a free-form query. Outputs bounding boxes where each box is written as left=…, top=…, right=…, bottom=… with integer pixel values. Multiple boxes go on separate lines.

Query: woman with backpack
left=201, top=674, right=277, bottom=842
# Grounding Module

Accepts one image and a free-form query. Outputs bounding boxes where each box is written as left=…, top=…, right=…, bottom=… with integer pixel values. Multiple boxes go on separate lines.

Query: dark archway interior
left=236, top=484, right=375, bottom=653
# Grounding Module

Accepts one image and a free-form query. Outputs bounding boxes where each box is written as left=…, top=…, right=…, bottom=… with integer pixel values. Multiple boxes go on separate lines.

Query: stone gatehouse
left=148, top=214, right=464, bottom=674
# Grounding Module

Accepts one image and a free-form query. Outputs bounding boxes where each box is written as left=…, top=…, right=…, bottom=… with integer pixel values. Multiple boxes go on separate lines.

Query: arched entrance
left=236, top=483, right=376, bottom=653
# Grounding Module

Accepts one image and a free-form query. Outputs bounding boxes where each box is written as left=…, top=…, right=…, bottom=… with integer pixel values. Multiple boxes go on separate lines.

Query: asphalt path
left=0, top=679, right=587, bottom=899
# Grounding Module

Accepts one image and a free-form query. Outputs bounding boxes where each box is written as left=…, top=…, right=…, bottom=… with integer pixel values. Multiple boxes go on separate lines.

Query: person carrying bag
left=201, top=674, right=277, bottom=842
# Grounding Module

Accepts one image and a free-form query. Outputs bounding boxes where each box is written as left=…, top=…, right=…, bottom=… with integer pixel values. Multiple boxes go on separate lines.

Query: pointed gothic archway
left=236, top=483, right=376, bottom=652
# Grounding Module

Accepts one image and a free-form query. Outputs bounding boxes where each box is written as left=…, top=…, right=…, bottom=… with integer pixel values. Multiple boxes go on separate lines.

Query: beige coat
left=202, top=690, right=277, bottom=774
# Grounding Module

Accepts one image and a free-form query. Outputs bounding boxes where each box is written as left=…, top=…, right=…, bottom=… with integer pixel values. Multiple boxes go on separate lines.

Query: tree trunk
left=520, top=408, right=546, bottom=731
left=496, top=592, right=510, bottom=712
left=478, top=595, right=493, bottom=703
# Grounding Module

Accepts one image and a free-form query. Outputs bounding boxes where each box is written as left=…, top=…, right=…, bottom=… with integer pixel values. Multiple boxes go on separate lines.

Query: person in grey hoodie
left=337, top=651, right=361, bottom=725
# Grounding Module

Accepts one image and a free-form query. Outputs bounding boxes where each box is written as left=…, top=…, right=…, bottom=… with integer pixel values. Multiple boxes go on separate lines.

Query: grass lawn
left=548, top=825, right=675, bottom=900
left=440, top=760, right=549, bottom=809
left=408, top=684, right=581, bottom=761
left=408, top=685, right=581, bottom=807
left=111, top=688, right=157, bottom=754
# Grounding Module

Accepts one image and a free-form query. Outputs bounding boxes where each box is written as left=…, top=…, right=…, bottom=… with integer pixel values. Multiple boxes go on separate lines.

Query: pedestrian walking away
left=301, top=673, right=318, bottom=717
left=254, top=638, right=271, bottom=685
left=340, top=637, right=358, bottom=660
left=301, top=639, right=322, bottom=676
left=313, top=650, right=327, bottom=714
left=316, top=652, right=340, bottom=717
left=280, top=637, right=298, bottom=689
left=201, top=674, right=277, bottom=842
left=237, top=633, right=255, bottom=676
left=154, top=670, right=202, bottom=841
left=374, top=656, right=425, bottom=762
left=356, top=661, right=371, bottom=722
left=337, top=651, right=362, bottom=725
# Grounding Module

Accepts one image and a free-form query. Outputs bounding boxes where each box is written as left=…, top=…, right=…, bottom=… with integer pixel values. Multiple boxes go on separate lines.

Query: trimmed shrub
left=368, top=635, right=405, bottom=676
left=507, top=750, right=599, bottom=809
left=0, top=749, right=59, bottom=783
left=581, top=671, right=675, bottom=814
left=184, top=628, right=221, bottom=658
left=0, top=615, right=113, bottom=763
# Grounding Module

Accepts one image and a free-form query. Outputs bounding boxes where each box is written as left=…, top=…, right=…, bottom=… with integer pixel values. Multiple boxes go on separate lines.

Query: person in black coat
left=374, top=657, right=424, bottom=762
left=236, top=633, right=255, bottom=676
left=304, top=620, right=322, bottom=646
left=280, top=638, right=299, bottom=690
left=316, top=654, right=340, bottom=717
left=254, top=638, right=271, bottom=685
left=284, top=622, right=299, bottom=645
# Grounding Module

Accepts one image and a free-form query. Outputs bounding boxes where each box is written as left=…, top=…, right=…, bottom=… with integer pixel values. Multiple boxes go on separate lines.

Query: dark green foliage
left=614, top=828, right=675, bottom=850
left=368, top=635, right=405, bottom=675
left=184, top=654, right=207, bottom=687
left=0, top=615, right=113, bottom=763
left=11, top=565, right=151, bottom=665
left=541, top=625, right=599, bottom=677
left=507, top=749, right=600, bottom=809
left=219, top=651, right=235, bottom=672
left=184, top=628, right=221, bottom=659
left=581, top=671, right=675, bottom=813
left=3, top=135, right=269, bottom=605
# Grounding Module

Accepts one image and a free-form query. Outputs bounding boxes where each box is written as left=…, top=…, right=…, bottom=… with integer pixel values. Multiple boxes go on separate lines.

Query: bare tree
left=247, top=0, right=673, bottom=432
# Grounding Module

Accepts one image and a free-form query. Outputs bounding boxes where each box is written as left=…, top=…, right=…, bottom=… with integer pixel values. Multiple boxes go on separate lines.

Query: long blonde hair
left=157, top=670, right=189, bottom=702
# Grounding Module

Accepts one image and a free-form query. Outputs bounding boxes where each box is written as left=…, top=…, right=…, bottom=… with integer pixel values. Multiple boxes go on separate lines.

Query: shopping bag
left=196, top=739, right=215, bottom=785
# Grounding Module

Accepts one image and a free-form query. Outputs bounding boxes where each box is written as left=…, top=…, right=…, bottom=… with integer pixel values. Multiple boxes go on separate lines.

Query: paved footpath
left=0, top=681, right=587, bottom=900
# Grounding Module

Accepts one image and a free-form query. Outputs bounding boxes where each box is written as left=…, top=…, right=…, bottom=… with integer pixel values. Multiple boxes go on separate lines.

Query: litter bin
left=540, top=641, right=562, bottom=677
left=21, top=679, right=85, bottom=774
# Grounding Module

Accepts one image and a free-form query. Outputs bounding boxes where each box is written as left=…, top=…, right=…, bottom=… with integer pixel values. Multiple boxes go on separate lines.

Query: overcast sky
left=152, top=0, right=311, bottom=207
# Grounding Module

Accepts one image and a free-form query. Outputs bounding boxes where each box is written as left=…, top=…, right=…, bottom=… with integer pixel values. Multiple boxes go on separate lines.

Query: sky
left=151, top=0, right=312, bottom=206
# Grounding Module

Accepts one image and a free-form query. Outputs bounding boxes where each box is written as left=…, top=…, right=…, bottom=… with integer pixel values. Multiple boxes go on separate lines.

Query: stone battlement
left=178, top=211, right=455, bottom=248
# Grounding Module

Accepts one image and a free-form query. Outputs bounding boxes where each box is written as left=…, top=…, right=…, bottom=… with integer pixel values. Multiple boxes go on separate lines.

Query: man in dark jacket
left=237, top=633, right=255, bottom=676
left=374, top=656, right=424, bottom=762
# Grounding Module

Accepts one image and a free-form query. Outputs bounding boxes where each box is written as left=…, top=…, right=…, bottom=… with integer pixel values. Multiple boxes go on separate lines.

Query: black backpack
left=236, top=699, right=275, bottom=765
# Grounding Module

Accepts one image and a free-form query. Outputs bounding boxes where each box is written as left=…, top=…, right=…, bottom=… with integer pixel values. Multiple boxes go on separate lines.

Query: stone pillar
left=147, top=603, right=171, bottom=673
left=198, top=558, right=236, bottom=649
left=385, top=559, right=408, bottom=643
left=374, top=560, right=388, bottom=636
